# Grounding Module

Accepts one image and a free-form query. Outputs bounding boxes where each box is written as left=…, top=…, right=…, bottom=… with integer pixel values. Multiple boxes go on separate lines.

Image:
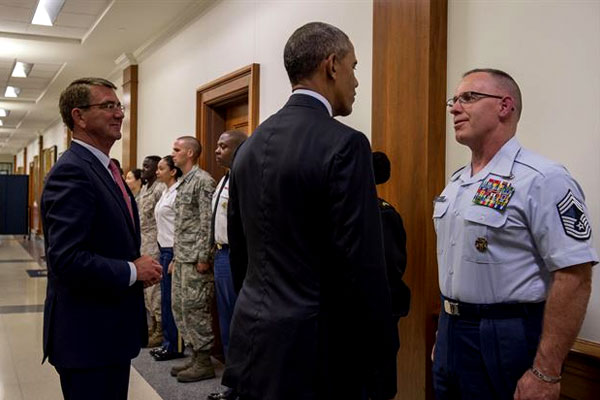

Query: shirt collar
left=166, top=180, right=180, bottom=194
left=181, top=165, right=199, bottom=184
left=453, top=136, right=521, bottom=183
left=292, top=89, right=333, bottom=117
left=72, top=139, right=111, bottom=169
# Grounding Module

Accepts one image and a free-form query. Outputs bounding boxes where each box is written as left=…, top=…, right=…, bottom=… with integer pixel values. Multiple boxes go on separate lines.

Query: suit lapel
left=70, top=143, right=137, bottom=235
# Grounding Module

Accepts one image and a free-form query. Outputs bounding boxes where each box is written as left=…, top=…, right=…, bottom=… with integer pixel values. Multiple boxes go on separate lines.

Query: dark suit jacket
left=41, top=142, right=146, bottom=368
left=224, top=94, right=398, bottom=400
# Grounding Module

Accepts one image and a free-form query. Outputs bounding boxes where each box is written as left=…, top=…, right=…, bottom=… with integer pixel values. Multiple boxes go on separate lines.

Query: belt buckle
left=216, top=243, right=223, bottom=250
left=444, top=300, right=460, bottom=316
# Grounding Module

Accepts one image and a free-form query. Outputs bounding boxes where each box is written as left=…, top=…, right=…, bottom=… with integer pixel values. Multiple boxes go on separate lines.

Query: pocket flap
left=463, top=205, right=507, bottom=228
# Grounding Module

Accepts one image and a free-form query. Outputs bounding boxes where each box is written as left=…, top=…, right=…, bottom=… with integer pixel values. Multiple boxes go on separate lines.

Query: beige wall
left=136, top=0, right=373, bottom=163
left=447, top=0, right=600, bottom=341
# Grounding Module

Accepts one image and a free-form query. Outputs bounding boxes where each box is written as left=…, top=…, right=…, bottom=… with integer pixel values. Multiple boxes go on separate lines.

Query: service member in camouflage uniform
left=139, top=155, right=167, bottom=347
left=169, top=136, right=216, bottom=382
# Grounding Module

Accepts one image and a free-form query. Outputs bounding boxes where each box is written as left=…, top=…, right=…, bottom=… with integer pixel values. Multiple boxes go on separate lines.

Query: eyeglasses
left=77, top=102, right=125, bottom=112
left=446, top=91, right=504, bottom=108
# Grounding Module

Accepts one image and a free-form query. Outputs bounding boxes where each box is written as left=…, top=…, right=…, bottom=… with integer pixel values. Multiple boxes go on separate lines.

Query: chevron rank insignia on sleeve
left=556, top=190, right=591, bottom=240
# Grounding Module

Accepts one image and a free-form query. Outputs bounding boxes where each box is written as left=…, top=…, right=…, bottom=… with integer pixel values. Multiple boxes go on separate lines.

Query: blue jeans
left=214, top=246, right=238, bottom=358
left=158, top=245, right=183, bottom=353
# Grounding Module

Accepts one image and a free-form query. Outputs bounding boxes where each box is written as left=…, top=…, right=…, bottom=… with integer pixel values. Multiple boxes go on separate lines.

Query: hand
left=134, top=255, right=162, bottom=285
left=168, top=261, right=174, bottom=275
left=196, top=262, right=210, bottom=273
left=513, top=369, right=560, bottom=400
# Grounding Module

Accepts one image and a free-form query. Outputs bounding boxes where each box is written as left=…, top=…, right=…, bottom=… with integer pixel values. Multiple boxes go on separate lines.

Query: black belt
left=442, top=296, right=545, bottom=319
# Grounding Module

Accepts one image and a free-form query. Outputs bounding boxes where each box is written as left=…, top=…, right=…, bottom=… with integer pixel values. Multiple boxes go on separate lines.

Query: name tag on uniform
left=473, top=178, right=515, bottom=212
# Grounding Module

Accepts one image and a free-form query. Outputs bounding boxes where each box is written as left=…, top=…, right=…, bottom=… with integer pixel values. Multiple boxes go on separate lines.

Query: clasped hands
left=134, top=255, right=163, bottom=287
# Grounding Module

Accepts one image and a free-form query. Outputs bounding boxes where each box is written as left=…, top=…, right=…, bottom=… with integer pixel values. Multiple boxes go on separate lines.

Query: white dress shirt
left=212, top=175, right=229, bottom=245
left=155, top=181, right=181, bottom=248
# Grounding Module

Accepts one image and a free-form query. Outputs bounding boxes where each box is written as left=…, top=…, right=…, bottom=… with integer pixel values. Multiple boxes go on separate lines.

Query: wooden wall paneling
left=560, top=339, right=600, bottom=400
left=372, top=1, right=448, bottom=399
left=23, top=147, right=27, bottom=175
left=122, top=65, right=138, bottom=173
left=13, top=155, right=16, bottom=173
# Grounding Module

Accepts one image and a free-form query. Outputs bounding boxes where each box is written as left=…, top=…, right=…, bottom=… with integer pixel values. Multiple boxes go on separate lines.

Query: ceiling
left=0, top=0, right=215, bottom=155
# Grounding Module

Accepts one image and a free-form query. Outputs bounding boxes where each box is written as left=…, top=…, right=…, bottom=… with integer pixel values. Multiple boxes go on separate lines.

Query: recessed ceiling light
left=5, top=86, right=21, bottom=98
left=32, top=0, right=66, bottom=26
left=12, top=61, right=33, bottom=78
left=0, top=108, right=8, bottom=117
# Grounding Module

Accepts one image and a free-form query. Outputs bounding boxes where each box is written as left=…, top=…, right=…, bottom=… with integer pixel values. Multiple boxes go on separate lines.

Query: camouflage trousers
left=144, top=284, right=162, bottom=321
left=171, top=261, right=215, bottom=351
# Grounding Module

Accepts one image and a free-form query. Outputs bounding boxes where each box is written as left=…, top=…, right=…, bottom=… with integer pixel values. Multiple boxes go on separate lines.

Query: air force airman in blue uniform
left=432, top=68, right=597, bottom=400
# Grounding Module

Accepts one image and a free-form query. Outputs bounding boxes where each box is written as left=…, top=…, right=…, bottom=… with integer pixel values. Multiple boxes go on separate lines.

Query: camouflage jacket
left=173, top=165, right=215, bottom=264
left=139, top=180, right=166, bottom=259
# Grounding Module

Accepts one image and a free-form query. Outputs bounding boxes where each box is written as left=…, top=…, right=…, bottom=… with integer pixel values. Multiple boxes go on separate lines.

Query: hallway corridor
left=0, top=235, right=226, bottom=400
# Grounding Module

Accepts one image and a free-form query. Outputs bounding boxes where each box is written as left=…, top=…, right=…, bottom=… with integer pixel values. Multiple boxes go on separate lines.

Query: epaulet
left=450, top=166, right=466, bottom=181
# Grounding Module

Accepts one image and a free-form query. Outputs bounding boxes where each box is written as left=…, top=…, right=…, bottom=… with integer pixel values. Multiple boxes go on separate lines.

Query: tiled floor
left=0, top=236, right=162, bottom=400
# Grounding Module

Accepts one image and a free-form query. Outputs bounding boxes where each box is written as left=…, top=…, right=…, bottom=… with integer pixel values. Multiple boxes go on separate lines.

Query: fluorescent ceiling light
left=32, top=0, right=66, bottom=26
left=5, top=86, right=21, bottom=98
left=12, top=61, right=33, bottom=78
left=0, top=109, right=8, bottom=117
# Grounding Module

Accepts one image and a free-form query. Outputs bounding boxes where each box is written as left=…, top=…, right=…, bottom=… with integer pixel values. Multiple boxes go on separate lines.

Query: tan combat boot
left=170, top=351, right=195, bottom=377
left=176, top=350, right=215, bottom=382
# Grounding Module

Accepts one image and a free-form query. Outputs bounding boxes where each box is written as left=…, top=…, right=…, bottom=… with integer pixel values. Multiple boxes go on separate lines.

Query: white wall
left=42, top=119, right=68, bottom=157
left=137, top=0, right=373, bottom=163
left=447, top=0, right=600, bottom=341
left=26, top=138, right=39, bottom=174
left=15, top=149, right=24, bottom=172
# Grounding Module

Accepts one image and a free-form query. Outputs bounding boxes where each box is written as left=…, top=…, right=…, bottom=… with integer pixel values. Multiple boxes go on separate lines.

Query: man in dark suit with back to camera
left=223, top=22, right=398, bottom=400
left=41, top=77, right=163, bottom=400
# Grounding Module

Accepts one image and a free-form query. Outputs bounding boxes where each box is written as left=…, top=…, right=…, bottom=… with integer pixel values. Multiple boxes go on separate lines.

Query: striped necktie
left=108, top=160, right=134, bottom=223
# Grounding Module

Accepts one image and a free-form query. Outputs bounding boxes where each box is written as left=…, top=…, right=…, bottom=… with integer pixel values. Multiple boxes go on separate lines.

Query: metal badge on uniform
left=475, top=237, right=488, bottom=252
left=556, top=190, right=591, bottom=240
left=472, top=178, right=515, bottom=212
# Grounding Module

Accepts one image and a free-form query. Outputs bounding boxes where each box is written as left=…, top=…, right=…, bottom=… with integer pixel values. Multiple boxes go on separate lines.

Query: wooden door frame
left=372, top=1, right=447, bottom=399
left=196, top=64, right=260, bottom=170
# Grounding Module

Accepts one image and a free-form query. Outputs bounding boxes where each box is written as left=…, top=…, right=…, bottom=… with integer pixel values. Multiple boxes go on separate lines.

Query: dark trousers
left=159, top=245, right=183, bottom=353
left=214, top=246, right=238, bottom=357
left=55, top=362, right=130, bottom=400
left=432, top=306, right=543, bottom=400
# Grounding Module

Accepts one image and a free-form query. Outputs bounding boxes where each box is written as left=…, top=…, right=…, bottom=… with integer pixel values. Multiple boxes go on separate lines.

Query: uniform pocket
left=433, top=201, right=450, bottom=254
left=462, top=206, right=508, bottom=263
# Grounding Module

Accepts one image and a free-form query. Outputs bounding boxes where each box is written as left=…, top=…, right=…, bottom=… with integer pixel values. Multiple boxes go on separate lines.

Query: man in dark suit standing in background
left=41, top=77, right=162, bottom=400
left=223, top=22, right=398, bottom=400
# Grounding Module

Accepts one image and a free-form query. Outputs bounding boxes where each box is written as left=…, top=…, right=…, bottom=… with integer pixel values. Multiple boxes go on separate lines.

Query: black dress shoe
left=152, top=349, right=186, bottom=361
left=207, top=388, right=237, bottom=400
left=149, top=347, right=165, bottom=357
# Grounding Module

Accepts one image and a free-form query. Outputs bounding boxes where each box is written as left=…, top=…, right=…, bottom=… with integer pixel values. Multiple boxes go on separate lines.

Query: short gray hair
left=284, top=22, right=352, bottom=86
left=463, top=68, right=523, bottom=120
left=59, top=77, right=116, bottom=130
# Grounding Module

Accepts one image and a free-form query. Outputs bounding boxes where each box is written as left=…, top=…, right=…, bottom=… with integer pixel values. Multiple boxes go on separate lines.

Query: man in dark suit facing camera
left=41, top=77, right=162, bottom=400
left=223, top=22, right=398, bottom=400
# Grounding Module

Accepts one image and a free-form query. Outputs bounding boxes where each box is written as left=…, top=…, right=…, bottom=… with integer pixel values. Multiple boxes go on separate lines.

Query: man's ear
left=498, top=96, right=515, bottom=119
left=324, top=53, right=337, bottom=80
left=71, top=108, right=85, bottom=130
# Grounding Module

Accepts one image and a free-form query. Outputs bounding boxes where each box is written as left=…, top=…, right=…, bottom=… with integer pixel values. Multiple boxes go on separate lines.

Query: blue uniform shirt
left=433, top=137, right=598, bottom=303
